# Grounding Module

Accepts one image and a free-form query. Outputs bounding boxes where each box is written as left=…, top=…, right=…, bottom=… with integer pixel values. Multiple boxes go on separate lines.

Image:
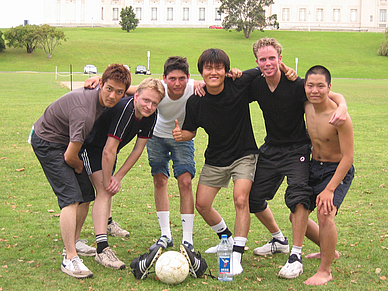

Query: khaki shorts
left=199, top=154, right=258, bottom=188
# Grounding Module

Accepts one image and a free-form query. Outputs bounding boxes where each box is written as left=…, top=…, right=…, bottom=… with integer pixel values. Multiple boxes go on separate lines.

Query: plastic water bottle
left=217, top=234, right=233, bottom=281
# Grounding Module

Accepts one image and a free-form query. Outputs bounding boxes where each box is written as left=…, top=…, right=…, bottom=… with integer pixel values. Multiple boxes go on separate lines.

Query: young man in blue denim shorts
left=301, top=65, right=354, bottom=286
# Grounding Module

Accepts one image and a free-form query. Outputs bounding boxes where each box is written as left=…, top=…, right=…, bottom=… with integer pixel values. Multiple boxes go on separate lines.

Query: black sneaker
left=180, top=243, right=208, bottom=278
left=130, top=247, right=162, bottom=279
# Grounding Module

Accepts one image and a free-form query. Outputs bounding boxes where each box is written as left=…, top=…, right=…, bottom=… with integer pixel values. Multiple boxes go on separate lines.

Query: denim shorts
left=309, top=159, right=355, bottom=211
left=147, top=136, right=195, bottom=179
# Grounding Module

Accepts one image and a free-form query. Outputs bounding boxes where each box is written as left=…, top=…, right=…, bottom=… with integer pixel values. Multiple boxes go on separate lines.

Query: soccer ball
left=155, top=251, right=189, bottom=284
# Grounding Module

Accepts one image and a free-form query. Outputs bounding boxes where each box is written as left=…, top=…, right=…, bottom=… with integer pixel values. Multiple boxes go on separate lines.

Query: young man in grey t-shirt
left=31, top=64, right=131, bottom=279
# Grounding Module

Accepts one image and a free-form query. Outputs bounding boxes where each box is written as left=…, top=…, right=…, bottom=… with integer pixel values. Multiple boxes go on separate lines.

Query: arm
left=84, top=76, right=101, bottom=89
left=110, top=137, right=148, bottom=190
left=328, top=92, right=348, bottom=126
left=316, top=117, right=354, bottom=215
left=64, top=142, right=83, bottom=173
left=126, top=85, right=138, bottom=96
left=172, top=119, right=196, bottom=142
left=101, top=136, right=120, bottom=193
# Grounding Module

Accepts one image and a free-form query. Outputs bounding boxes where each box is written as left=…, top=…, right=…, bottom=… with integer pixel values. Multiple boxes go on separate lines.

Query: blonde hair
left=137, top=78, right=165, bottom=101
left=252, top=37, right=282, bottom=59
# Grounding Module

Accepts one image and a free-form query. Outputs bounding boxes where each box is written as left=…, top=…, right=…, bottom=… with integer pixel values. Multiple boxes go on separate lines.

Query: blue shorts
left=31, top=133, right=95, bottom=209
left=147, top=136, right=195, bottom=179
left=309, top=159, right=354, bottom=211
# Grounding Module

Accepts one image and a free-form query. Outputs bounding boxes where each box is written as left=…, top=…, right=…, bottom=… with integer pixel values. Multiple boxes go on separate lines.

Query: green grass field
left=0, top=28, right=387, bottom=290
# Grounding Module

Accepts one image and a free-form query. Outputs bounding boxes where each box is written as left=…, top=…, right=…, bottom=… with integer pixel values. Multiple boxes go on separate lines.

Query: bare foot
left=305, top=250, right=340, bottom=259
left=303, top=271, right=333, bottom=286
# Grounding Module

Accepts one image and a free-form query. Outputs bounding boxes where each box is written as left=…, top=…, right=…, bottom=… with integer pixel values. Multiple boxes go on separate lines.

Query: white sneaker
left=61, top=256, right=93, bottom=279
left=231, top=251, right=243, bottom=276
left=253, top=237, right=289, bottom=256
left=205, top=236, right=234, bottom=254
left=278, top=254, right=303, bottom=279
left=62, top=239, right=96, bottom=257
left=107, top=220, right=130, bottom=237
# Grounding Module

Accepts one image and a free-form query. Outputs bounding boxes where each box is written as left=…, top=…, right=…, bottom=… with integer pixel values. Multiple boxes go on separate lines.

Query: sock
left=96, top=234, right=109, bottom=254
left=157, top=211, right=171, bottom=238
left=211, top=218, right=232, bottom=239
left=271, top=230, right=285, bottom=241
left=233, top=236, right=247, bottom=249
left=107, top=217, right=113, bottom=225
left=290, top=245, right=302, bottom=258
left=181, top=213, right=194, bottom=245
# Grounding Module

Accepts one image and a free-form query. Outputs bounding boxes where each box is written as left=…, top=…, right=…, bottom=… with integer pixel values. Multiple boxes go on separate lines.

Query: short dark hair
left=305, top=65, right=331, bottom=86
left=197, top=48, right=230, bottom=74
left=163, top=56, right=189, bottom=76
left=101, top=63, right=131, bottom=91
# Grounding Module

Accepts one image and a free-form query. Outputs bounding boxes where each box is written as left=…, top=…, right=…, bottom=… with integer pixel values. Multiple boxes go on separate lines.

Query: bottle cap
left=221, top=234, right=228, bottom=239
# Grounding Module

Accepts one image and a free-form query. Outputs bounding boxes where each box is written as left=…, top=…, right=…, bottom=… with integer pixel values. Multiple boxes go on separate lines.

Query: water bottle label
left=219, top=256, right=231, bottom=274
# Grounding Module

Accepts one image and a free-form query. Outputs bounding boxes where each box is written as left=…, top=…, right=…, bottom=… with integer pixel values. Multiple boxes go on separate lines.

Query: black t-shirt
left=183, top=68, right=260, bottom=167
left=249, top=73, right=310, bottom=146
left=83, top=96, right=157, bottom=153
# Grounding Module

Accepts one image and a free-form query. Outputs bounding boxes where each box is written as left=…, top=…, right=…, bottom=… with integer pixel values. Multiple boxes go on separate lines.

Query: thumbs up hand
left=172, top=119, right=183, bottom=142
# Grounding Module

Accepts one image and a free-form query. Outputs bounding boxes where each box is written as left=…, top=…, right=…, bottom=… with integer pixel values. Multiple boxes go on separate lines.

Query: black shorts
left=31, top=133, right=95, bottom=209
left=80, top=147, right=117, bottom=175
left=249, top=143, right=313, bottom=213
left=309, top=159, right=354, bottom=211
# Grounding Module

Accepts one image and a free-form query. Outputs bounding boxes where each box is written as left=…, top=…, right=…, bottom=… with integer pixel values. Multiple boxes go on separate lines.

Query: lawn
left=0, top=28, right=387, bottom=290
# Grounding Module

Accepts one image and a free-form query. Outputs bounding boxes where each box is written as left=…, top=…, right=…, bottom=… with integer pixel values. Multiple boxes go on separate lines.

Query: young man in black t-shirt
left=173, top=48, right=261, bottom=276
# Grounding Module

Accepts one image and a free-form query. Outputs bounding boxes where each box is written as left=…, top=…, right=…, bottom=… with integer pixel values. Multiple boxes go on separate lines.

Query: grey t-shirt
left=34, top=87, right=105, bottom=145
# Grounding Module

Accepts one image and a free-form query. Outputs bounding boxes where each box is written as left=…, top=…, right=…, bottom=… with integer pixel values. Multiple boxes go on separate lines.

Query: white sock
left=233, top=236, right=247, bottom=248
left=271, top=230, right=285, bottom=241
left=157, top=211, right=171, bottom=238
left=211, top=218, right=227, bottom=233
left=291, top=245, right=302, bottom=258
left=181, top=214, right=194, bottom=245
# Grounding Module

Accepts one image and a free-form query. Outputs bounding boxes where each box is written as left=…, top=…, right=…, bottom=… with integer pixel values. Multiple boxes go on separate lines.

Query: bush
left=0, top=31, right=5, bottom=52
left=378, top=28, right=388, bottom=56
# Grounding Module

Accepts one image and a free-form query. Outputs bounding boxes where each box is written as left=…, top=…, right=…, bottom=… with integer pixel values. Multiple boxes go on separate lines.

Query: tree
left=38, top=24, right=67, bottom=59
left=4, top=24, right=41, bottom=53
left=219, top=0, right=278, bottom=39
left=378, top=28, right=388, bottom=56
left=119, top=6, right=139, bottom=32
left=0, top=31, right=5, bottom=52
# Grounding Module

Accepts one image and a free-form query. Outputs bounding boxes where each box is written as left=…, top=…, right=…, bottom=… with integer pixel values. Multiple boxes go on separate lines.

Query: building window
left=183, top=7, right=189, bottom=21
left=151, top=7, right=157, bottom=20
left=167, top=8, right=173, bottom=20
left=370, top=15, right=373, bottom=22
left=215, top=8, right=221, bottom=21
left=282, top=8, right=290, bottom=21
left=199, top=8, right=205, bottom=21
left=316, top=8, right=323, bottom=22
left=350, top=9, right=357, bottom=22
left=299, top=8, right=306, bottom=21
left=333, top=9, right=340, bottom=22
left=113, top=8, right=119, bottom=20
left=136, top=8, right=142, bottom=20
left=101, top=8, right=104, bottom=20
left=380, top=9, right=387, bottom=22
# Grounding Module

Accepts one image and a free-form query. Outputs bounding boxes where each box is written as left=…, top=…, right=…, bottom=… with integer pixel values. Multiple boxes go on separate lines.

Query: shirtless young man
left=302, top=65, right=354, bottom=285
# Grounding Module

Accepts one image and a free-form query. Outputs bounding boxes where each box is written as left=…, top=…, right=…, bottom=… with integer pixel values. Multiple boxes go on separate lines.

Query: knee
left=234, top=194, right=249, bottom=210
left=178, top=175, right=192, bottom=192
left=195, top=200, right=209, bottom=215
left=154, top=174, right=168, bottom=189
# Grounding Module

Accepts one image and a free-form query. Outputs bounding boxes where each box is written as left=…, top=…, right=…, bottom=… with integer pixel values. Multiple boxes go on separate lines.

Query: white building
left=41, top=0, right=387, bottom=32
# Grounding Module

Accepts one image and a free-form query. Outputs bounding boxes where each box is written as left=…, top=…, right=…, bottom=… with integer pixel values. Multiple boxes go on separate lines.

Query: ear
left=187, top=73, right=190, bottom=81
left=162, top=75, right=166, bottom=82
left=278, top=54, right=283, bottom=63
left=99, top=79, right=103, bottom=88
left=255, top=59, right=259, bottom=66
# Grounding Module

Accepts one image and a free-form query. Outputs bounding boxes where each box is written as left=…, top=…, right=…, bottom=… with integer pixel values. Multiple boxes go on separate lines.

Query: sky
left=0, top=0, right=44, bottom=28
